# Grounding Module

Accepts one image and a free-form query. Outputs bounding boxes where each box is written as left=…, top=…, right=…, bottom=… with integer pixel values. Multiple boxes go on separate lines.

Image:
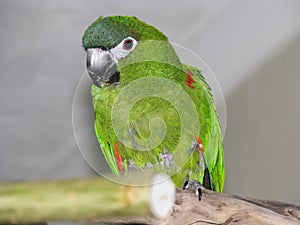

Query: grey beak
left=86, top=48, right=120, bottom=87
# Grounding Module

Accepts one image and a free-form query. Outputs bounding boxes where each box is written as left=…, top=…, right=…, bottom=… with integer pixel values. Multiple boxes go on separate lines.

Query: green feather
left=84, top=16, right=225, bottom=192
left=82, top=16, right=167, bottom=50
left=182, top=65, right=225, bottom=191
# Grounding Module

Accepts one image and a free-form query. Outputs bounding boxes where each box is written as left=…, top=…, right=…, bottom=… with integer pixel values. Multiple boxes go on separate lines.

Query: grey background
left=0, top=0, right=299, bottom=205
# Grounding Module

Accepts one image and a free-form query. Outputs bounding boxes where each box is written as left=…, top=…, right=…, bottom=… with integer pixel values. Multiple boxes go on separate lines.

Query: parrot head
left=82, top=16, right=172, bottom=87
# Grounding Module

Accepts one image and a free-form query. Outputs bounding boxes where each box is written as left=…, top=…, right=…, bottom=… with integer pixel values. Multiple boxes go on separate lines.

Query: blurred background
left=0, top=0, right=299, bottom=206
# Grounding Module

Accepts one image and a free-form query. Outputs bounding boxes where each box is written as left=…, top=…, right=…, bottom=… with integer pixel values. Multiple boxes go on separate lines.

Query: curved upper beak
left=86, top=48, right=120, bottom=87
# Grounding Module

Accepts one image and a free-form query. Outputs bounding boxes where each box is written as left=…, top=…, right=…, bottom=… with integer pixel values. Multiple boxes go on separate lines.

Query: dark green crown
left=82, top=16, right=168, bottom=50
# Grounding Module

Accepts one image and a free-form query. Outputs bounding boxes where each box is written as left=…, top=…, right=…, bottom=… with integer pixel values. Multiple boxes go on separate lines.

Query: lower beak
left=86, top=48, right=120, bottom=87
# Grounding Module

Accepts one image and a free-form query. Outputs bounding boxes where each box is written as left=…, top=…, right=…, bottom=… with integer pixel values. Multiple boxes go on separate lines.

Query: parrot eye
left=123, top=39, right=134, bottom=50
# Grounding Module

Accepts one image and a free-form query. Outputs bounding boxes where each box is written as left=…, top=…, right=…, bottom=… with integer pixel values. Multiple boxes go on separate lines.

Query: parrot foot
left=160, top=148, right=175, bottom=173
left=183, top=176, right=203, bottom=201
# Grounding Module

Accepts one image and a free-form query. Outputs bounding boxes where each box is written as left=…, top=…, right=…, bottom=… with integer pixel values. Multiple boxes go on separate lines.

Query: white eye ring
left=110, top=37, right=137, bottom=62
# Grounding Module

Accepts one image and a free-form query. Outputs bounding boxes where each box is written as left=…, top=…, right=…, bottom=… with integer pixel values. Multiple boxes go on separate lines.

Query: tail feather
left=203, top=167, right=213, bottom=190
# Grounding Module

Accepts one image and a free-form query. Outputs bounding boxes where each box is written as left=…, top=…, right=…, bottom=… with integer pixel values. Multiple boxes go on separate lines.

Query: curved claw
left=197, top=187, right=202, bottom=201
left=182, top=176, right=203, bottom=201
left=183, top=175, right=189, bottom=189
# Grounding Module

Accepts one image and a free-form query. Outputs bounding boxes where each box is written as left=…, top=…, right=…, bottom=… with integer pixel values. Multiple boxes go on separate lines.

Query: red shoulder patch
left=196, top=136, right=205, bottom=154
left=186, top=70, right=196, bottom=89
left=113, top=142, right=124, bottom=174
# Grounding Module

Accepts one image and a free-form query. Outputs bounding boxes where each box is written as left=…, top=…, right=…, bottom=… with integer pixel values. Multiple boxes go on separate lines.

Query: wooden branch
left=0, top=175, right=299, bottom=225
left=96, top=189, right=300, bottom=225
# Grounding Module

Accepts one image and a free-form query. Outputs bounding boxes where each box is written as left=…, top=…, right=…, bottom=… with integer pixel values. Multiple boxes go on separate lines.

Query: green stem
left=0, top=173, right=175, bottom=223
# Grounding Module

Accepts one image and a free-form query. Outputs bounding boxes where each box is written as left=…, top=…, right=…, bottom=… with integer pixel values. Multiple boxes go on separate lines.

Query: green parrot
left=82, top=16, right=225, bottom=198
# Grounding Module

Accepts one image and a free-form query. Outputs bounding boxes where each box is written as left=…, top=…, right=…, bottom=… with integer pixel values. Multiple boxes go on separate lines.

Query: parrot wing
left=182, top=64, right=225, bottom=192
left=91, top=63, right=224, bottom=191
left=91, top=85, right=121, bottom=175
